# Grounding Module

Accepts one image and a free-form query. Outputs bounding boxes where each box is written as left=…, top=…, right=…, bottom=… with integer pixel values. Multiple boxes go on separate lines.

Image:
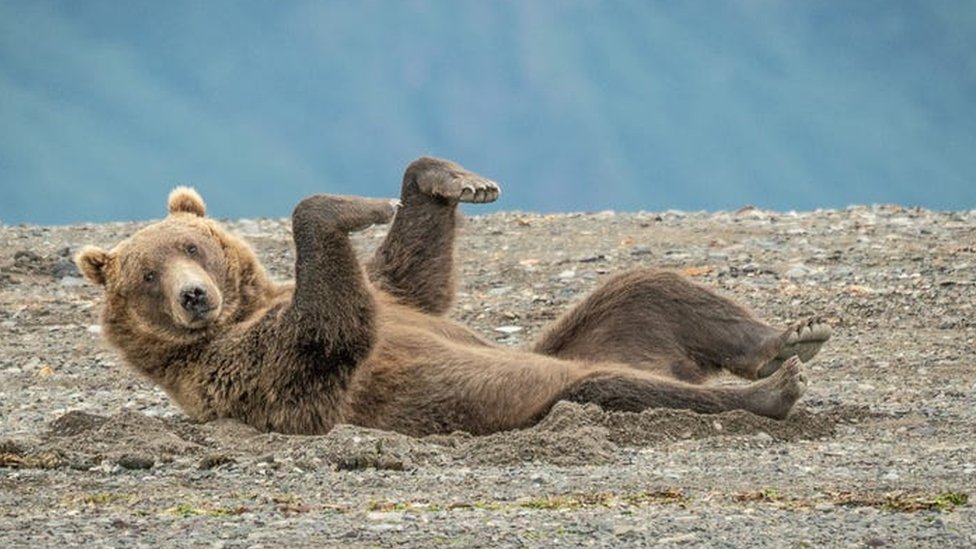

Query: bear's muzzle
left=167, top=259, right=223, bottom=328
left=180, top=284, right=213, bottom=317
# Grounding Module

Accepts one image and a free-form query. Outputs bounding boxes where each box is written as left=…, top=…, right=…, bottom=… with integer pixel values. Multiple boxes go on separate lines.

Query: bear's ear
left=168, top=186, right=206, bottom=217
left=75, top=246, right=111, bottom=286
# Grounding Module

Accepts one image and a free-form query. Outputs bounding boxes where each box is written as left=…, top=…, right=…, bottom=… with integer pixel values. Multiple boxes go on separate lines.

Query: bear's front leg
left=287, top=194, right=396, bottom=365
left=293, top=194, right=399, bottom=235
left=224, top=194, right=396, bottom=435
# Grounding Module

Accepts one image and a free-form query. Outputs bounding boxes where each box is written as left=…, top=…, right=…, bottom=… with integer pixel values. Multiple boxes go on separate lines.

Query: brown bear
left=75, top=157, right=831, bottom=436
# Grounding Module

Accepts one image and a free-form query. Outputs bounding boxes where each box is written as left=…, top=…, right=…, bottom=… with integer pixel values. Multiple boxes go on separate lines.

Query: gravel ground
left=1, top=205, right=974, bottom=547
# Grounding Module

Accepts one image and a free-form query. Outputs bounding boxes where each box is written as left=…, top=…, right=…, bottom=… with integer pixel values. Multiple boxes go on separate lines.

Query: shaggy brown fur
left=76, top=157, right=831, bottom=436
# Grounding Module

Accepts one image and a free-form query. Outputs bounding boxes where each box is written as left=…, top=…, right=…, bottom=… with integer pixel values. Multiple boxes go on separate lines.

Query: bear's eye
left=184, top=243, right=199, bottom=256
left=143, top=270, right=158, bottom=283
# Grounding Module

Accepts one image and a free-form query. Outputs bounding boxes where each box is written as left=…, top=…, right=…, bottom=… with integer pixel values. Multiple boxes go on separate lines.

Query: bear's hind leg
left=367, top=157, right=499, bottom=315
left=560, top=356, right=807, bottom=420
left=531, top=269, right=829, bottom=381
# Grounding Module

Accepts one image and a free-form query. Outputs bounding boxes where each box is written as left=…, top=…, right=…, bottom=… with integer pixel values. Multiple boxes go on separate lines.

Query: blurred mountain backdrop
left=1, top=0, right=974, bottom=224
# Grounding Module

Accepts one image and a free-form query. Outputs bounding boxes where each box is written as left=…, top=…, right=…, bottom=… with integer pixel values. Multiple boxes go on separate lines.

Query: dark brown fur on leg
left=367, top=157, right=499, bottom=315
left=532, top=270, right=783, bottom=382
left=242, top=194, right=396, bottom=432
left=558, top=372, right=736, bottom=414
left=558, top=355, right=806, bottom=420
left=288, top=195, right=394, bottom=354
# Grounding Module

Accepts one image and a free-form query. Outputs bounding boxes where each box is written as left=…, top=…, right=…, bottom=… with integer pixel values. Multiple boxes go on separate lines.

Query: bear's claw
left=756, top=317, right=831, bottom=379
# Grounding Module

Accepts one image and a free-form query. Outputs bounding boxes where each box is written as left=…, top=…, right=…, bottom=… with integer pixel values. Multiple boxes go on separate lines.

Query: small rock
left=13, top=250, right=43, bottom=271
left=52, top=257, right=81, bottom=279
left=612, top=523, right=637, bottom=536
left=658, top=533, right=698, bottom=544
left=59, top=276, right=86, bottom=287
left=557, top=269, right=576, bottom=279
left=486, top=286, right=512, bottom=297
left=91, top=462, right=119, bottom=474
left=117, top=454, right=155, bottom=470
left=494, top=326, right=523, bottom=335
left=199, top=454, right=237, bottom=470
left=784, top=264, right=813, bottom=278
left=664, top=250, right=690, bottom=260
left=530, top=473, right=550, bottom=485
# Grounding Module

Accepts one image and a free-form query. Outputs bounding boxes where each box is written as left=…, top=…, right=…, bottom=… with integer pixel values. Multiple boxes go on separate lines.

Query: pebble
left=58, top=276, right=86, bottom=287
left=486, top=286, right=512, bottom=296
left=658, top=533, right=698, bottom=544
left=783, top=264, right=813, bottom=278
left=117, top=454, right=155, bottom=470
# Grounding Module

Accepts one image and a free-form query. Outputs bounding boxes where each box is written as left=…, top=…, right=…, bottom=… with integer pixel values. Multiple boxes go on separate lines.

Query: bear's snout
left=166, top=259, right=223, bottom=328
left=180, top=284, right=212, bottom=315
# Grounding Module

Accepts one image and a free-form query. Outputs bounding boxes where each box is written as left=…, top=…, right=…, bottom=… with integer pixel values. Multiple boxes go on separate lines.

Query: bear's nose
left=180, top=285, right=211, bottom=314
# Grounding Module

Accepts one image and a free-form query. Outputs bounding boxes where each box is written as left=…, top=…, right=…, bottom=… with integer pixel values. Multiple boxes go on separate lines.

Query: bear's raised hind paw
left=409, top=157, right=501, bottom=204
left=756, top=317, right=831, bottom=379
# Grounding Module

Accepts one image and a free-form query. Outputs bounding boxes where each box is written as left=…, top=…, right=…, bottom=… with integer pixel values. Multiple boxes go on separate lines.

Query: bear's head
left=76, top=187, right=275, bottom=351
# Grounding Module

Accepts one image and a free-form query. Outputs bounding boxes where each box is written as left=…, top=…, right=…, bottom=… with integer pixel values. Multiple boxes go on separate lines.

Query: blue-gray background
left=1, top=0, right=974, bottom=224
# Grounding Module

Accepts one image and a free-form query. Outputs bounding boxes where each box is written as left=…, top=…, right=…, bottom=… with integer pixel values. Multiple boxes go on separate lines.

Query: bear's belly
left=345, top=324, right=584, bottom=436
